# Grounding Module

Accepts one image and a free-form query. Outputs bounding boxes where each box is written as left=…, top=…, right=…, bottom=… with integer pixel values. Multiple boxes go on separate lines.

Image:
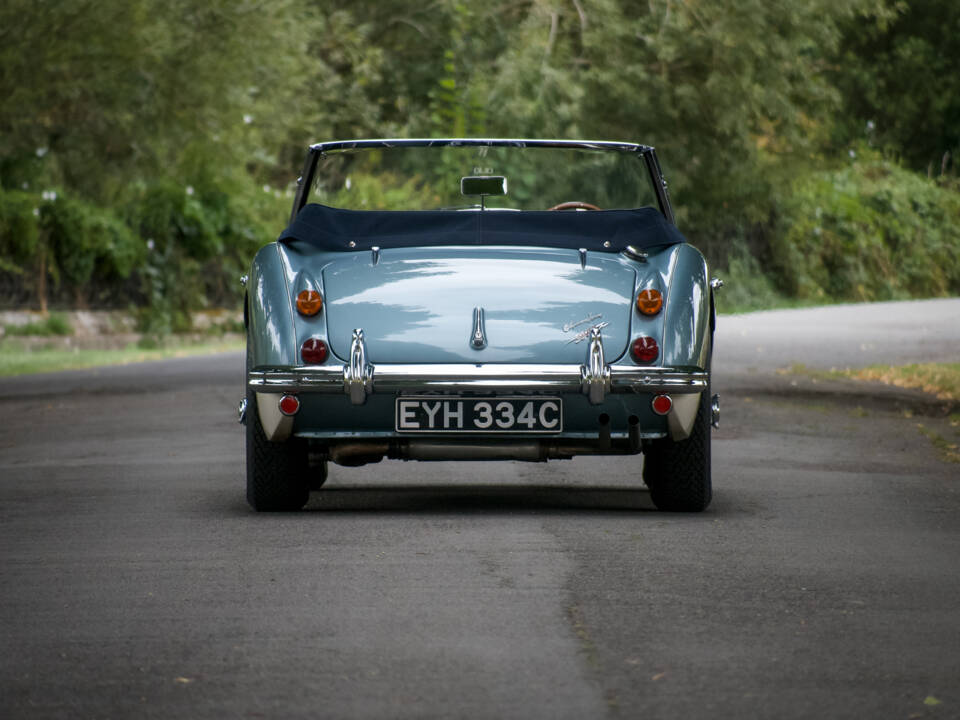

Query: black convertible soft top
left=279, top=204, right=686, bottom=252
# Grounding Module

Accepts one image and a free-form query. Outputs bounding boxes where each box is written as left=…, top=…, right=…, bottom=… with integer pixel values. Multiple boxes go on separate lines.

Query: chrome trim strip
left=309, top=138, right=651, bottom=154
left=622, top=246, right=648, bottom=262
left=607, top=367, right=707, bottom=392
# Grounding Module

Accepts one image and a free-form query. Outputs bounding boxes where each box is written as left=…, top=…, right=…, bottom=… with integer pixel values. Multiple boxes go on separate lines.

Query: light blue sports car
left=240, top=139, right=719, bottom=511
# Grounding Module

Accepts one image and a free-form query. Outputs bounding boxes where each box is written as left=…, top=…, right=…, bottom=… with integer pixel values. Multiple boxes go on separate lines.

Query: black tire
left=244, top=336, right=312, bottom=511
left=245, top=388, right=311, bottom=511
left=308, top=458, right=329, bottom=491
left=642, top=382, right=712, bottom=512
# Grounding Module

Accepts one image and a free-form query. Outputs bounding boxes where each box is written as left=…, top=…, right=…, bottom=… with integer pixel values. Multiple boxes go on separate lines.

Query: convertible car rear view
left=240, top=139, right=720, bottom=512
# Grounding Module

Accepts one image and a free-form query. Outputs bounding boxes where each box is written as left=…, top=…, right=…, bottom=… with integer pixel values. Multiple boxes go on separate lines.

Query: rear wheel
left=244, top=335, right=315, bottom=511
left=642, top=383, right=712, bottom=512
left=245, top=388, right=312, bottom=511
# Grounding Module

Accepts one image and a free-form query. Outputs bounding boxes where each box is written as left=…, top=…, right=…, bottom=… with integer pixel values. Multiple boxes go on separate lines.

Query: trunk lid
left=320, top=247, right=636, bottom=364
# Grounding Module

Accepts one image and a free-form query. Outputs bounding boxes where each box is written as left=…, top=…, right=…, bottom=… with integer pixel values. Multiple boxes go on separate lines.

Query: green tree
left=488, top=0, right=863, bottom=234
left=1, top=0, right=955, bottom=313
left=0, top=0, right=325, bottom=313
left=0, top=0, right=325, bottom=200
left=829, top=0, right=960, bottom=174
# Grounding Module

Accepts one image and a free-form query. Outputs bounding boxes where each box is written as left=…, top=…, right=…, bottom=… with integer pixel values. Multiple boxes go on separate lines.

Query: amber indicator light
left=631, top=336, right=659, bottom=363
left=636, top=288, right=663, bottom=315
left=296, top=289, right=323, bottom=316
left=300, top=338, right=328, bottom=364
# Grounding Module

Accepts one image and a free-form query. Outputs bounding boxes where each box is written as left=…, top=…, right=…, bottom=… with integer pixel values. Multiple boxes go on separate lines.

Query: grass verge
left=915, top=423, right=960, bottom=464
left=0, top=336, right=244, bottom=377
left=784, top=362, right=960, bottom=403
left=786, top=362, right=960, bottom=464
left=835, top=363, right=960, bottom=403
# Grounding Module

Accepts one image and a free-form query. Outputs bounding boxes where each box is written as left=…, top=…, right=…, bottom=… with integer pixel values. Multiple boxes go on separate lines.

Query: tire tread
left=643, top=385, right=712, bottom=512
left=245, top=336, right=311, bottom=511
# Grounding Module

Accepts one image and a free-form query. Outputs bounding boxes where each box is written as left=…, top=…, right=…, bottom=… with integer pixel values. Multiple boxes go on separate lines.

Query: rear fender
left=248, top=243, right=297, bottom=368
left=662, top=244, right=711, bottom=370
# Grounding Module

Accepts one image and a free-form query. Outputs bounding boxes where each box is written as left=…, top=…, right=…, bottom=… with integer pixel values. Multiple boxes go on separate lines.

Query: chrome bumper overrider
left=248, top=328, right=708, bottom=406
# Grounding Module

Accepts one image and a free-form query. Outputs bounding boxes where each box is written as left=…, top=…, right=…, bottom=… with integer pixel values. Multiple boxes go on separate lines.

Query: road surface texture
left=1, top=299, right=958, bottom=719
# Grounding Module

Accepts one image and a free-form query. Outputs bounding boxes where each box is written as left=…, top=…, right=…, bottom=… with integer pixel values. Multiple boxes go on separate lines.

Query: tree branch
left=571, top=0, right=587, bottom=33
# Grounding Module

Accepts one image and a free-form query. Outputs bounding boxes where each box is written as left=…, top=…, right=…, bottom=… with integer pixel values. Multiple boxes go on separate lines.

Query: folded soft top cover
left=280, top=204, right=685, bottom=252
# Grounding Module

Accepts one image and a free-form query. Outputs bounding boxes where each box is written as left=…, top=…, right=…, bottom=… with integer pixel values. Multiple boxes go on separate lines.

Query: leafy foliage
left=0, top=187, right=140, bottom=307
left=0, top=0, right=313, bottom=318
left=711, top=239, right=788, bottom=313
left=128, top=177, right=288, bottom=336
left=0, top=190, right=39, bottom=274
left=487, top=0, right=854, bottom=229
left=3, top=313, right=72, bottom=337
left=0, top=0, right=325, bottom=197
left=0, top=0, right=957, bottom=319
left=829, top=0, right=960, bottom=173
left=772, top=150, right=960, bottom=301
left=44, top=192, right=142, bottom=294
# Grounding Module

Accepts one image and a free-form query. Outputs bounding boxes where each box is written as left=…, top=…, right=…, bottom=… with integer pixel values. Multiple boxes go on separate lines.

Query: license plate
left=395, top=397, right=563, bottom=434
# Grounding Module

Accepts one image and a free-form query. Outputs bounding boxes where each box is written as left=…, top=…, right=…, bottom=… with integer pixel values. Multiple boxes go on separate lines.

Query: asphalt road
left=1, top=299, right=958, bottom=719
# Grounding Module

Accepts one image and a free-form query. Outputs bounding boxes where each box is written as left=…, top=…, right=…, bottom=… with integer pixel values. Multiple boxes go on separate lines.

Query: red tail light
left=651, top=394, right=672, bottom=415
left=301, top=338, right=328, bottom=364
left=279, top=395, right=300, bottom=416
left=631, top=336, right=658, bottom=363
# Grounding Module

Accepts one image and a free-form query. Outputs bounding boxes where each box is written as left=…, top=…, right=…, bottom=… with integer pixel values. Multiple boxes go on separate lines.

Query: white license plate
left=395, top=397, right=563, bottom=433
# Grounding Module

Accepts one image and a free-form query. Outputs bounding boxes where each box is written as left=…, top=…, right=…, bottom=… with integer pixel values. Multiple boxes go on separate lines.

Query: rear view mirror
left=461, top=175, right=507, bottom=197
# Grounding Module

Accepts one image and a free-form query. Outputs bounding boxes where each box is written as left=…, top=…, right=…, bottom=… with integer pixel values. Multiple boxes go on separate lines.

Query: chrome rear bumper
left=248, top=328, right=707, bottom=406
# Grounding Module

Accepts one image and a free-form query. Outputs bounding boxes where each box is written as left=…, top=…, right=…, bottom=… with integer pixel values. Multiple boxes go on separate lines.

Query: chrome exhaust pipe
left=402, top=442, right=543, bottom=461
left=326, top=434, right=649, bottom=466
left=329, top=442, right=388, bottom=466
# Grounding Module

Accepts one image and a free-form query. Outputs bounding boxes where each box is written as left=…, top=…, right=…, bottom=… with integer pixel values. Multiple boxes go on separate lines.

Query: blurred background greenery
left=1, top=0, right=957, bottom=326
